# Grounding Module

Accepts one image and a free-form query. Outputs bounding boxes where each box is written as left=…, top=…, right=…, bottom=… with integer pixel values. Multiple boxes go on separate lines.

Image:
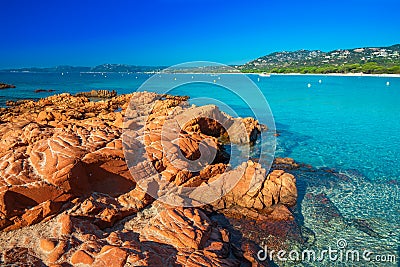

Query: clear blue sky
left=1, top=0, right=399, bottom=68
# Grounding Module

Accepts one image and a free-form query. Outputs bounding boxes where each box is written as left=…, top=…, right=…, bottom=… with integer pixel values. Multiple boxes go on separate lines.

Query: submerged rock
left=76, top=89, right=117, bottom=98
left=351, top=218, right=383, bottom=238
left=303, top=192, right=346, bottom=230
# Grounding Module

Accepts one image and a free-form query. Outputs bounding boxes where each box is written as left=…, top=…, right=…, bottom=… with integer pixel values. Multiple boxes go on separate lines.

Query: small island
left=0, top=82, right=16, bottom=89
left=35, top=89, right=56, bottom=93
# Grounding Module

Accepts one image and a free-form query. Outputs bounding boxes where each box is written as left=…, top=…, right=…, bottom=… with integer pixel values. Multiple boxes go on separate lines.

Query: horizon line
left=1, top=43, right=399, bottom=70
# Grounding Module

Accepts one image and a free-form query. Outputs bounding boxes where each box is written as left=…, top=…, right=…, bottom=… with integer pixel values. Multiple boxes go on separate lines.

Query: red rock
left=0, top=82, right=16, bottom=89
left=47, top=240, right=68, bottom=264
left=81, top=157, right=135, bottom=196
left=141, top=208, right=212, bottom=249
left=182, top=250, right=240, bottom=267
left=0, top=91, right=298, bottom=267
left=21, top=200, right=62, bottom=225
left=210, top=161, right=297, bottom=221
left=40, top=238, right=56, bottom=252
left=278, top=172, right=297, bottom=206
left=273, top=157, right=300, bottom=170
left=36, top=111, right=54, bottom=123
left=29, top=133, right=87, bottom=186
left=241, top=241, right=267, bottom=267
left=68, top=193, right=127, bottom=229
left=267, top=204, right=294, bottom=221
left=0, top=184, right=71, bottom=231
left=2, top=247, right=44, bottom=267
left=199, top=163, right=227, bottom=180
left=70, top=250, right=94, bottom=265
left=58, top=214, right=73, bottom=236
left=58, top=214, right=102, bottom=237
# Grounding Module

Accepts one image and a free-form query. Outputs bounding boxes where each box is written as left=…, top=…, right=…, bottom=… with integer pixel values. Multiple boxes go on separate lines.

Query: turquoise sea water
left=1, top=72, right=399, bottom=265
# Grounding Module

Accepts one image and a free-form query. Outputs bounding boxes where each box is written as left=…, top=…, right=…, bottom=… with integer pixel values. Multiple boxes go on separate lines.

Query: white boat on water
left=258, top=72, right=270, bottom=77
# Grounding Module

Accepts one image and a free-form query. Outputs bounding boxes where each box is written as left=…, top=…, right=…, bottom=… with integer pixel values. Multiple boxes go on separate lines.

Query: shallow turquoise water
left=1, top=72, right=399, bottom=265
left=170, top=74, right=400, bottom=183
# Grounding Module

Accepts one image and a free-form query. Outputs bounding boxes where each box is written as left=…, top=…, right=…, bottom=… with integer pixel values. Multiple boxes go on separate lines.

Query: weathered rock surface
left=0, top=204, right=256, bottom=266
left=212, top=163, right=297, bottom=220
left=0, top=82, right=16, bottom=89
left=181, top=105, right=264, bottom=144
left=76, top=89, right=117, bottom=98
left=0, top=92, right=144, bottom=230
left=0, top=92, right=298, bottom=266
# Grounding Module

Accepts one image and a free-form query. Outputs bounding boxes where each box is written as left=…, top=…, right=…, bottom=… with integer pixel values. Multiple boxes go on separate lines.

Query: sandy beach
left=165, top=72, right=400, bottom=78
left=264, top=72, right=400, bottom=78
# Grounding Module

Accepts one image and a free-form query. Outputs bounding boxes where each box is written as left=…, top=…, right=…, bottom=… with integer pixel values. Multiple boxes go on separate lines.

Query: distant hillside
left=3, top=45, right=400, bottom=74
left=2, top=64, right=166, bottom=73
left=239, top=44, right=400, bottom=74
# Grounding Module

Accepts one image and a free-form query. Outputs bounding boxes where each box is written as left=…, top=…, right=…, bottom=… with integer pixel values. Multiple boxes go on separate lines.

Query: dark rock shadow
left=209, top=211, right=280, bottom=267
left=83, top=160, right=136, bottom=197
left=1, top=247, right=46, bottom=267
left=118, top=230, right=180, bottom=266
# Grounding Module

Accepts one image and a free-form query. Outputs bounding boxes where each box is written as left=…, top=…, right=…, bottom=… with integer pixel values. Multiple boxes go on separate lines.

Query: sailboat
left=258, top=72, right=271, bottom=77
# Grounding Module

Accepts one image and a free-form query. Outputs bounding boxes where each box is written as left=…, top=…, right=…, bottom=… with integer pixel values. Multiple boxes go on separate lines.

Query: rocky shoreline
left=76, top=89, right=117, bottom=98
left=0, top=92, right=299, bottom=266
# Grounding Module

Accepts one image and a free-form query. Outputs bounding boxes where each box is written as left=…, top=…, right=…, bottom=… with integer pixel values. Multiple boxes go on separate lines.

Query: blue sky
left=1, top=0, right=399, bottom=68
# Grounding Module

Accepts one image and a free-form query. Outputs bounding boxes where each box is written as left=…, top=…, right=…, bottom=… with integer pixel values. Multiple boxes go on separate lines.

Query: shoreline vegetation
left=255, top=72, right=400, bottom=77
left=240, top=63, right=400, bottom=75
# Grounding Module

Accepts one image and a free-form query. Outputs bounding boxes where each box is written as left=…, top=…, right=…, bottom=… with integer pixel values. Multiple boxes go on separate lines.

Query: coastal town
left=239, top=44, right=400, bottom=74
